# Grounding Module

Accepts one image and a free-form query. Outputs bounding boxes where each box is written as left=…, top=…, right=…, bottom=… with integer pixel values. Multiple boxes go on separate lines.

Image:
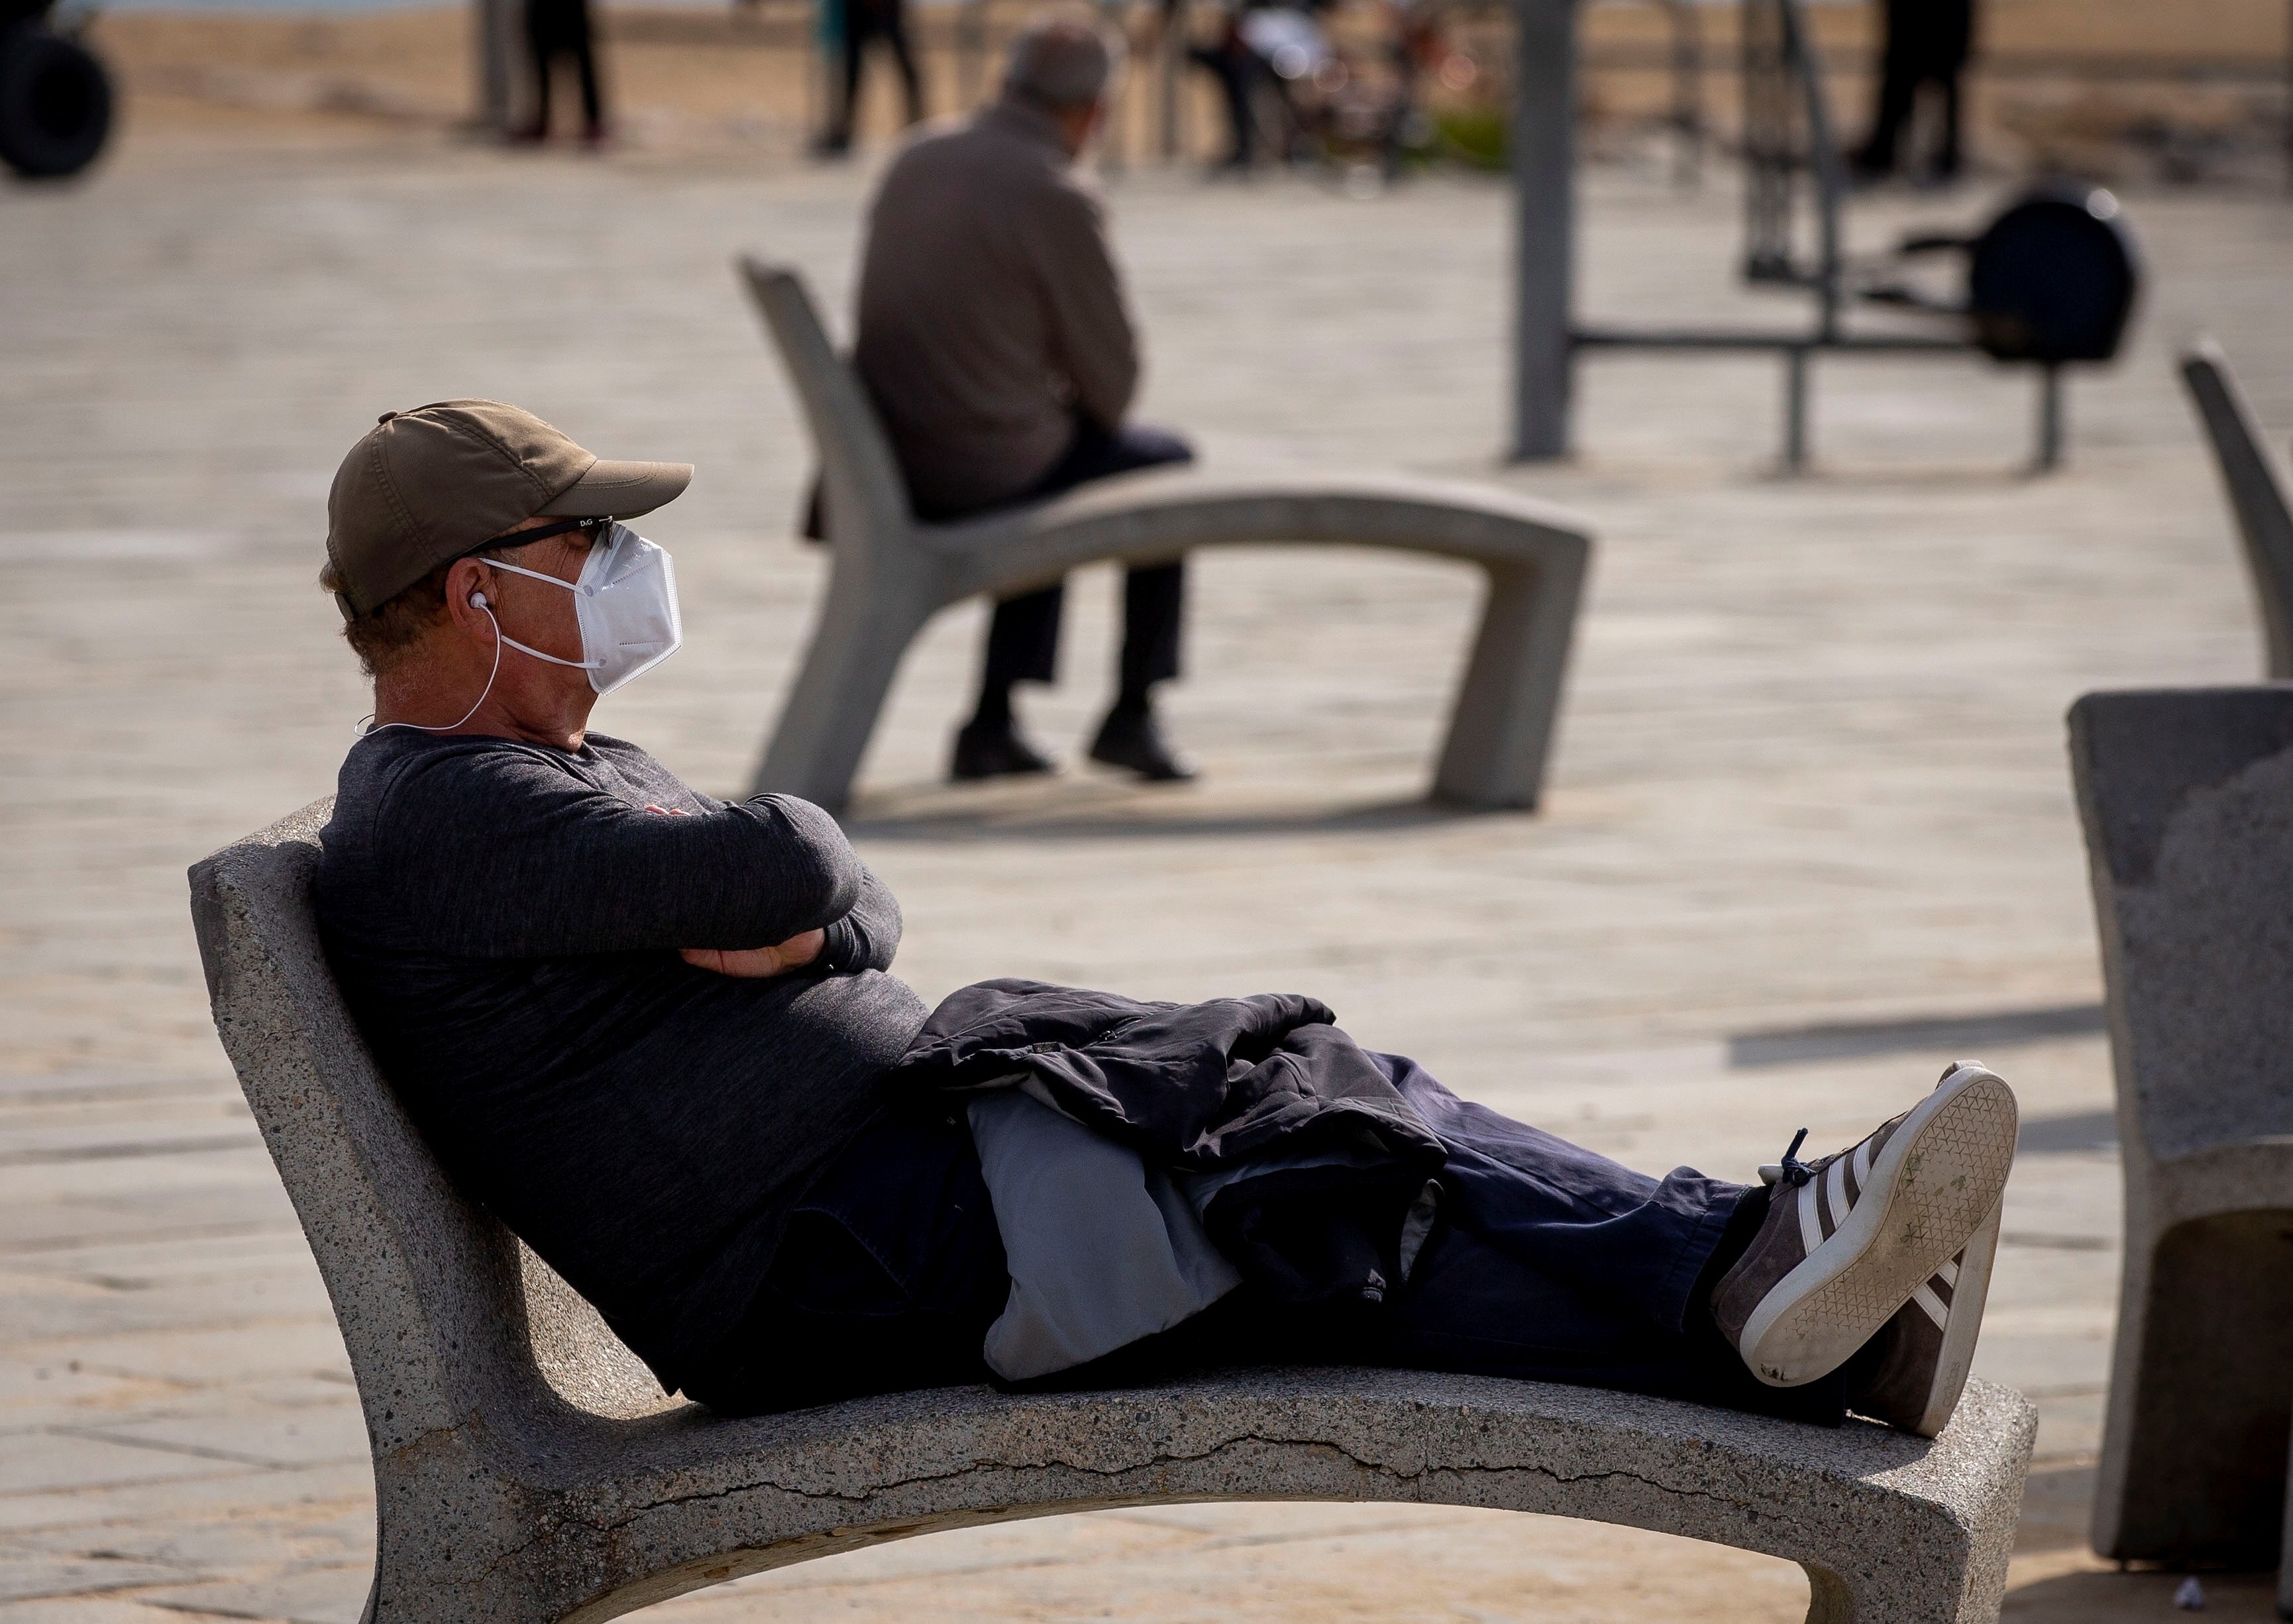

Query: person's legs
left=1116, top=563, right=1185, bottom=709
left=1093, top=556, right=1195, bottom=779
left=1381, top=1054, right=1740, bottom=1326
left=521, top=0, right=557, bottom=138
left=1299, top=1054, right=1843, bottom=1419
left=1931, top=68, right=1964, bottom=180
left=955, top=585, right=1068, bottom=779
left=568, top=0, right=604, bottom=140
left=1337, top=1205, right=1856, bottom=1423
left=1201, top=1054, right=2014, bottom=1435
left=1191, top=37, right=1257, bottom=167
left=882, top=0, right=924, bottom=125
left=823, top=10, right=871, bottom=154
left=953, top=421, right=1199, bottom=782
left=679, top=1104, right=1010, bottom=1415
left=1851, top=0, right=1920, bottom=177
left=1002, top=422, right=1202, bottom=781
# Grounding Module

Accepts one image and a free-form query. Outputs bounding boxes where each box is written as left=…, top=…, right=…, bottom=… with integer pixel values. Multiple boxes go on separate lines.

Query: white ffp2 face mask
left=484, top=521, right=683, bottom=695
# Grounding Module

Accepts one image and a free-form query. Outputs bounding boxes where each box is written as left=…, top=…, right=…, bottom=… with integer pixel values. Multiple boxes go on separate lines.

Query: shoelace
left=1776, top=1127, right=1815, bottom=1187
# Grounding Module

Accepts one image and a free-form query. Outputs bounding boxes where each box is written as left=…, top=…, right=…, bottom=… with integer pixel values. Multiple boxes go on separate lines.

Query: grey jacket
left=854, top=99, right=1142, bottom=515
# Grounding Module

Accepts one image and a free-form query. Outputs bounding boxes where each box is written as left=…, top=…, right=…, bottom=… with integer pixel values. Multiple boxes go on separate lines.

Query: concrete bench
left=737, top=257, right=1594, bottom=813
left=2069, top=686, right=2293, bottom=1592
left=188, top=800, right=2036, bottom=1624
left=2180, top=341, right=2293, bottom=678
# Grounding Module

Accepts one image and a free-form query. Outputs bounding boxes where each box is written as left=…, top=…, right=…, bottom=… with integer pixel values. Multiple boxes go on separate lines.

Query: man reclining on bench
left=311, top=401, right=2019, bottom=1438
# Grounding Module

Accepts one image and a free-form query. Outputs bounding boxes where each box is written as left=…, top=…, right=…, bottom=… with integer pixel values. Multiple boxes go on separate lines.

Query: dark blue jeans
left=692, top=1057, right=1843, bottom=1423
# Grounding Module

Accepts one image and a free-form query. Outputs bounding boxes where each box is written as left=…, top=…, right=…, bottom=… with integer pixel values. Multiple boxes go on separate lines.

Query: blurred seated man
left=854, top=14, right=1198, bottom=785
left=313, top=401, right=2020, bottom=1435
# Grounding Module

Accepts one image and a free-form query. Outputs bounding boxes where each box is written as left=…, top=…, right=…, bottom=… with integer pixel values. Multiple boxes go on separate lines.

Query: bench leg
left=751, top=570, right=939, bottom=812
left=1799, top=1562, right=1855, bottom=1623
left=2094, top=1210, right=2293, bottom=1567
left=1431, top=548, right=1587, bottom=810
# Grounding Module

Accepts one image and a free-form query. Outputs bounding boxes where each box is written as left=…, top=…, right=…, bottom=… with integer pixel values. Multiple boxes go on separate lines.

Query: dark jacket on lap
left=895, top=979, right=1448, bottom=1305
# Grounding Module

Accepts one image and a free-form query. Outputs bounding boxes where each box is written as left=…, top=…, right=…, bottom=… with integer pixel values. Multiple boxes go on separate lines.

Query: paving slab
left=0, top=1438, right=235, bottom=1501
left=0, top=1601, right=227, bottom=1624
left=66, top=1409, right=368, bottom=1474
left=0, top=1558, right=189, bottom=1608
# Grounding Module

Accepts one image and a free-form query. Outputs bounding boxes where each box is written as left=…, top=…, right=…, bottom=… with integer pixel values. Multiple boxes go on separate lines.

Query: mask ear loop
left=355, top=597, right=506, bottom=739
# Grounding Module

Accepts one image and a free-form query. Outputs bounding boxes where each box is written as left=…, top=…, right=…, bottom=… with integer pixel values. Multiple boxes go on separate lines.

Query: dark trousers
left=525, top=0, right=603, bottom=137
left=825, top=0, right=924, bottom=150
left=1191, top=36, right=1262, bottom=166
left=969, top=421, right=1197, bottom=722
left=1852, top=0, right=1972, bottom=178
left=688, top=1054, right=1847, bottom=1425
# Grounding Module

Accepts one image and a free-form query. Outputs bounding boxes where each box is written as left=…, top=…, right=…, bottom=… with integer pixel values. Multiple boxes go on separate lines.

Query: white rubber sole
left=1907, top=1198, right=2002, bottom=1437
left=1738, top=1062, right=2018, bottom=1388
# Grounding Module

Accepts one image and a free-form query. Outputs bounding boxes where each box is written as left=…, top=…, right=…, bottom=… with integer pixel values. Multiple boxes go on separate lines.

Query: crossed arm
left=644, top=804, right=827, bottom=979
left=377, top=751, right=901, bottom=979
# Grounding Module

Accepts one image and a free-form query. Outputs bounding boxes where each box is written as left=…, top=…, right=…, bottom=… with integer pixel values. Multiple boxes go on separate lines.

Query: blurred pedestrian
left=818, top=0, right=925, bottom=156
left=1851, top=0, right=1974, bottom=182
left=519, top=0, right=607, bottom=144
left=853, top=13, right=1200, bottom=783
left=1191, top=4, right=1264, bottom=168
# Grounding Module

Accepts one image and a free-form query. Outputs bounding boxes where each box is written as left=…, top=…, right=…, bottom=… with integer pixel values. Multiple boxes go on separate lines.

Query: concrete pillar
left=1509, top=0, right=1577, bottom=462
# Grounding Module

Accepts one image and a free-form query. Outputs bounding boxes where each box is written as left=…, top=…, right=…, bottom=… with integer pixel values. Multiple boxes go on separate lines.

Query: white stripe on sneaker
left=1910, top=1281, right=1949, bottom=1329
left=1851, top=1136, right=1872, bottom=1191
left=1825, top=1157, right=1852, bottom=1232
left=1796, top=1181, right=1825, bottom=1256
left=1938, top=1256, right=1959, bottom=1288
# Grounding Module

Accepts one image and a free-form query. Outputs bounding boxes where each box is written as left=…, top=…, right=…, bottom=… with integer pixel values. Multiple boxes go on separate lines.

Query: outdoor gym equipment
left=1572, top=0, right=2141, bottom=471
left=0, top=0, right=111, bottom=179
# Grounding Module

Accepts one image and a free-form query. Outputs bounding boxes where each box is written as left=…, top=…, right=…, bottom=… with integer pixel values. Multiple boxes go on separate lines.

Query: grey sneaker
left=1712, top=1060, right=2017, bottom=1392
left=1844, top=1200, right=2003, bottom=1436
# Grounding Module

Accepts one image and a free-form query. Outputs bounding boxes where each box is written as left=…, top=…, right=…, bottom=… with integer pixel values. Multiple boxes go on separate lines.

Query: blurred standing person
left=1850, top=0, right=1974, bottom=182
left=818, top=0, right=925, bottom=156
left=518, top=0, right=607, bottom=144
left=1191, top=3, right=1262, bottom=169
left=853, top=13, right=1199, bottom=783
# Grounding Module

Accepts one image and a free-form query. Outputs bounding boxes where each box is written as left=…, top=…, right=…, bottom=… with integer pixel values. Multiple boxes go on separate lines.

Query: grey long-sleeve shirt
left=854, top=97, right=1142, bottom=516
left=313, top=729, right=927, bottom=1391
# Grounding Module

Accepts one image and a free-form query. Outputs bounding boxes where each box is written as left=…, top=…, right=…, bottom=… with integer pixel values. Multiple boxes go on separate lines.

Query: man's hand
left=679, top=930, right=826, bottom=979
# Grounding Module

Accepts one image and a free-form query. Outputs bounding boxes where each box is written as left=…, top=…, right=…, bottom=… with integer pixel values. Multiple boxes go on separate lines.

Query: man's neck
left=990, top=95, right=1089, bottom=160
left=372, top=666, right=591, bottom=751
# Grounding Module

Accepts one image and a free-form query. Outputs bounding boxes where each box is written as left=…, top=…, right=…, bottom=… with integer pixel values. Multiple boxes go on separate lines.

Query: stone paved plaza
left=5, top=130, right=2293, bottom=1622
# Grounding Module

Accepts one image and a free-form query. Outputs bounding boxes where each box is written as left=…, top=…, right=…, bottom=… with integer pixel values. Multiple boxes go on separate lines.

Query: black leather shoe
left=950, top=721, right=1057, bottom=782
left=1087, top=708, right=1197, bottom=783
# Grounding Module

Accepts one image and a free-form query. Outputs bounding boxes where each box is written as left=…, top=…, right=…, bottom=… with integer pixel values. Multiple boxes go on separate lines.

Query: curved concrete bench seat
left=741, top=257, right=1595, bottom=813
left=189, top=804, right=2035, bottom=1624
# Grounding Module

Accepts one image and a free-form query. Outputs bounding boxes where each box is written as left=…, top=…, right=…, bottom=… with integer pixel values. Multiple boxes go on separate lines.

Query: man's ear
left=443, top=557, right=495, bottom=638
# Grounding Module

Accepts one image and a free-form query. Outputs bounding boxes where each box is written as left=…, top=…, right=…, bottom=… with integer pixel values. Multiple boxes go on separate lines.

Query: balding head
left=1002, top=11, right=1122, bottom=114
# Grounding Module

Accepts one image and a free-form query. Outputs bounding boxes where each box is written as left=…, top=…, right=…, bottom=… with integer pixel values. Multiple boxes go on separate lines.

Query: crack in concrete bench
left=189, top=800, right=2036, bottom=1624
left=2181, top=341, right=2293, bottom=680
left=2070, top=687, right=2293, bottom=1591
left=737, top=258, right=1594, bottom=813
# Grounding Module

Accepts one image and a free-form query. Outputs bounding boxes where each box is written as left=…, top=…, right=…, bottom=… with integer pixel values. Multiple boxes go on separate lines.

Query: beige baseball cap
left=325, top=400, right=692, bottom=620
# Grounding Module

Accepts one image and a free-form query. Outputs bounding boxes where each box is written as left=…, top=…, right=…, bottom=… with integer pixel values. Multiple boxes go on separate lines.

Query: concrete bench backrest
left=186, top=798, right=674, bottom=1466
left=2181, top=341, right=2293, bottom=680
left=738, top=256, right=915, bottom=551
left=2069, top=686, right=2293, bottom=1162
